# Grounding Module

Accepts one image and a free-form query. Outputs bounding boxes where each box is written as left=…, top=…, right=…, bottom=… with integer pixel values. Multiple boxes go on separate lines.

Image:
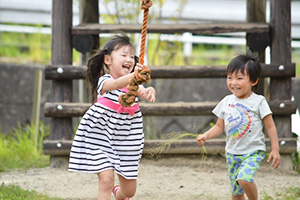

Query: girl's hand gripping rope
left=118, top=64, right=151, bottom=107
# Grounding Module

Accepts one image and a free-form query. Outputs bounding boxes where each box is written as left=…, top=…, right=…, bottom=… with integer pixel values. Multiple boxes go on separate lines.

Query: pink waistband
left=97, top=97, right=139, bottom=116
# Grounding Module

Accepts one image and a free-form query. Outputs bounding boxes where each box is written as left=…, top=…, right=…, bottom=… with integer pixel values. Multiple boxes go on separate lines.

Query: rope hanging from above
left=118, top=0, right=153, bottom=107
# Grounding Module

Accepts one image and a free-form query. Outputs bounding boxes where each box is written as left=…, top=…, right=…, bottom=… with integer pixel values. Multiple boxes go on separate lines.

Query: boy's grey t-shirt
left=213, top=93, right=272, bottom=155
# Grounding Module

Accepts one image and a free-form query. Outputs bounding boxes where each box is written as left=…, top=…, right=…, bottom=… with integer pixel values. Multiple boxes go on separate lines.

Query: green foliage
left=0, top=31, right=81, bottom=65
left=292, top=152, right=300, bottom=173
left=0, top=123, right=49, bottom=172
left=292, top=48, right=300, bottom=77
left=143, top=33, right=242, bottom=67
left=0, top=183, right=63, bottom=200
left=102, top=0, right=142, bottom=24
left=0, top=31, right=51, bottom=64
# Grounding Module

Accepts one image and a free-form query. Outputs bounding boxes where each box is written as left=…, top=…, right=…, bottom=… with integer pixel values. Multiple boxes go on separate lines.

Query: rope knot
left=118, top=66, right=151, bottom=107
left=140, top=0, right=153, bottom=10
left=134, top=66, right=151, bottom=84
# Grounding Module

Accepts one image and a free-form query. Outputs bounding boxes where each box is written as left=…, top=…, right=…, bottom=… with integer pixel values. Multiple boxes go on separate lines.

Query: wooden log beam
left=45, top=63, right=295, bottom=80
left=43, top=138, right=297, bottom=156
left=72, top=23, right=269, bottom=35
left=44, top=100, right=296, bottom=117
left=45, top=65, right=87, bottom=80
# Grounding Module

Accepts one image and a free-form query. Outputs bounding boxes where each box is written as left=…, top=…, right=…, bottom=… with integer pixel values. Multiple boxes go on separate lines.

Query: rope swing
left=118, top=0, right=153, bottom=107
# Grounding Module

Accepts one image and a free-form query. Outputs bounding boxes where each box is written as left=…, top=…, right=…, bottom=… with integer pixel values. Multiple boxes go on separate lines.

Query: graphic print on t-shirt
left=226, top=103, right=252, bottom=140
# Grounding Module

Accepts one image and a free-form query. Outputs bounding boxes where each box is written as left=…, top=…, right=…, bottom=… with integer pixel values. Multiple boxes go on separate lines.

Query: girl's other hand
left=197, top=134, right=207, bottom=146
left=140, top=87, right=156, bottom=103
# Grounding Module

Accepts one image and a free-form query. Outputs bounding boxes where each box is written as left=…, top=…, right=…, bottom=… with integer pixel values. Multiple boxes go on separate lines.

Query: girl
left=197, top=54, right=280, bottom=200
left=68, top=35, right=156, bottom=200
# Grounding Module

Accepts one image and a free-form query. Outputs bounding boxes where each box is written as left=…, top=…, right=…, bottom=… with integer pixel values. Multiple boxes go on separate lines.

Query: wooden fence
left=43, top=0, right=297, bottom=167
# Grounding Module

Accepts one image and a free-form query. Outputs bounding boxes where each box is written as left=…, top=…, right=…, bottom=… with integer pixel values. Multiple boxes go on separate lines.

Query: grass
left=150, top=132, right=206, bottom=155
left=0, top=123, right=50, bottom=172
left=0, top=183, right=63, bottom=200
left=0, top=123, right=64, bottom=200
left=149, top=132, right=208, bottom=169
left=262, top=186, right=300, bottom=200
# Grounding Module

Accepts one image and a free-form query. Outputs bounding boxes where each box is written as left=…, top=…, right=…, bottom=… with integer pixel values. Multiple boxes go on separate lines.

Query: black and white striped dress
left=68, top=74, right=144, bottom=179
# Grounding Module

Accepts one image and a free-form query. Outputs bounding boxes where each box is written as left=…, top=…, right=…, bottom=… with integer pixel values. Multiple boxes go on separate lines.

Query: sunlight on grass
left=0, top=123, right=50, bottom=172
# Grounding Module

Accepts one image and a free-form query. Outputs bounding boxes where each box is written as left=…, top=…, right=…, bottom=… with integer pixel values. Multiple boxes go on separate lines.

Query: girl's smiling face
left=227, top=69, right=258, bottom=99
left=105, top=45, right=135, bottom=78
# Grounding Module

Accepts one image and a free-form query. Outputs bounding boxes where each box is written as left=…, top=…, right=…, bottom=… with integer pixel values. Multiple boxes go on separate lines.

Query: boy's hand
left=197, top=134, right=207, bottom=146
left=267, top=150, right=281, bottom=169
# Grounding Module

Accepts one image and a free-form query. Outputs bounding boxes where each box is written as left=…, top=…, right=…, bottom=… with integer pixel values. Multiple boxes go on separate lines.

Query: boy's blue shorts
left=225, top=150, right=265, bottom=196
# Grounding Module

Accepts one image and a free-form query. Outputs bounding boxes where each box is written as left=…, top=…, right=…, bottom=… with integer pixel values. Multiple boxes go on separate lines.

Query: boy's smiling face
left=227, top=68, right=258, bottom=99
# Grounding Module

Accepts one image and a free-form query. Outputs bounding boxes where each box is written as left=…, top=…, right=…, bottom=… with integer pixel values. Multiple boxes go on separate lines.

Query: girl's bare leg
left=238, top=180, right=258, bottom=200
left=97, top=169, right=114, bottom=200
left=115, top=174, right=137, bottom=200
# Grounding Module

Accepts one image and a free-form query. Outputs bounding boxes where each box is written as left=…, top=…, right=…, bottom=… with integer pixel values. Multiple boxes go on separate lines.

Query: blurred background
left=0, top=0, right=299, bottom=138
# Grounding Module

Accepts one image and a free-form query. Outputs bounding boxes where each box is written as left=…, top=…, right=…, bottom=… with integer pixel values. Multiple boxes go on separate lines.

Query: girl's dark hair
left=227, top=54, right=262, bottom=88
left=87, top=34, right=135, bottom=99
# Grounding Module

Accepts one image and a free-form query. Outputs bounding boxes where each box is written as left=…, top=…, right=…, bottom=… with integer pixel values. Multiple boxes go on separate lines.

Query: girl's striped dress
left=68, top=74, right=144, bottom=179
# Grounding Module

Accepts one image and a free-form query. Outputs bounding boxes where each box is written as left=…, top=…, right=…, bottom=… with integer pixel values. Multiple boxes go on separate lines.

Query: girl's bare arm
left=101, top=64, right=144, bottom=95
left=101, top=73, right=134, bottom=95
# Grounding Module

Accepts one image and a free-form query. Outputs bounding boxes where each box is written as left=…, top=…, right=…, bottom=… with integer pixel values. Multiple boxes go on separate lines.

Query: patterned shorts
left=225, top=150, right=265, bottom=196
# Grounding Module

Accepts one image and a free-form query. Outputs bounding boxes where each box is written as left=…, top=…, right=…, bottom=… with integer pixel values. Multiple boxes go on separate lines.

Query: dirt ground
left=0, top=154, right=299, bottom=200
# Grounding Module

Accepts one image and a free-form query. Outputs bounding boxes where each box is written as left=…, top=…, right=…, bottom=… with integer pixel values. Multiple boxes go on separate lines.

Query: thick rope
left=118, top=0, right=153, bottom=107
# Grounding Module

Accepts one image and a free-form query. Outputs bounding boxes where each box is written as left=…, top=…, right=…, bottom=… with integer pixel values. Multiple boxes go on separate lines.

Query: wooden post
left=246, top=0, right=267, bottom=95
left=78, top=0, right=99, bottom=103
left=50, top=0, right=73, bottom=167
left=32, top=70, right=43, bottom=150
left=270, top=0, right=293, bottom=170
left=79, top=0, right=99, bottom=51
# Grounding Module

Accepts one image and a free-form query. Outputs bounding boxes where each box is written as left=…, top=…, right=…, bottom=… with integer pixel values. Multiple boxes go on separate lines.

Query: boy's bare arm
left=263, top=114, right=281, bottom=169
left=197, top=118, right=224, bottom=145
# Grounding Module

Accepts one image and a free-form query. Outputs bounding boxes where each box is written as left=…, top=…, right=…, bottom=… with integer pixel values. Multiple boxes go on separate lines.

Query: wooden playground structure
left=43, top=0, right=297, bottom=168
